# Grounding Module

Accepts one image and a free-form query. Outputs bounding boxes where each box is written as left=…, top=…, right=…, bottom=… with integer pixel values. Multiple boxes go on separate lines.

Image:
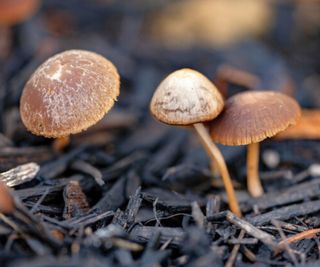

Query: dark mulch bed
left=0, top=1, right=320, bottom=266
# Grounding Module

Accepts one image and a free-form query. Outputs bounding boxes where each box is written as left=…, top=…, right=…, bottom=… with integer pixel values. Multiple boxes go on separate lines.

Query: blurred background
left=1, top=0, right=319, bottom=108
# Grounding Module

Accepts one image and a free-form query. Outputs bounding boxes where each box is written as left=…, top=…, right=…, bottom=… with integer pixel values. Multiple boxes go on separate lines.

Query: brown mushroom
left=209, top=91, right=301, bottom=197
left=20, top=49, right=120, bottom=148
left=0, top=0, right=40, bottom=59
left=0, top=181, right=14, bottom=214
left=150, top=68, right=241, bottom=216
left=0, top=0, right=40, bottom=26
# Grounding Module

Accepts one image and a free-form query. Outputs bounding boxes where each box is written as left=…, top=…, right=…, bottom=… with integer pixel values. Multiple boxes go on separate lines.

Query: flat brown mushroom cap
left=150, top=68, right=224, bottom=125
left=20, top=50, right=120, bottom=138
left=209, top=91, right=301, bottom=145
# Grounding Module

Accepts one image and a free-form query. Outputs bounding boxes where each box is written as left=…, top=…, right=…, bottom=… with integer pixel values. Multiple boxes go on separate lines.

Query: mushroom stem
left=247, top=142, right=264, bottom=197
left=53, top=136, right=70, bottom=152
left=193, top=123, right=242, bottom=217
left=210, top=159, right=221, bottom=178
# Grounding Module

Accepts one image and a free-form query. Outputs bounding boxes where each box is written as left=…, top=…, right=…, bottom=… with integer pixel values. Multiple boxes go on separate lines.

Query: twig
left=111, top=237, right=143, bottom=252
left=191, top=201, right=205, bottom=228
left=153, top=198, right=162, bottom=227
left=272, top=220, right=298, bottom=266
left=242, top=247, right=256, bottom=262
left=209, top=211, right=277, bottom=248
left=30, top=188, right=50, bottom=213
left=248, top=200, right=320, bottom=226
left=225, top=230, right=245, bottom=267
left=71, top=160, right=105, bottom=186
left=276, top=228, right=320, bottom=254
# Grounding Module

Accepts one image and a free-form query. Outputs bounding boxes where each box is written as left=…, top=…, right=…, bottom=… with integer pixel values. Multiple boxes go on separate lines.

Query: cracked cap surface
left=20, top=49, right=120, bottom=138
left=209, top=91, right=301, bottom=145
left=150, top=68, right=224, bottom=125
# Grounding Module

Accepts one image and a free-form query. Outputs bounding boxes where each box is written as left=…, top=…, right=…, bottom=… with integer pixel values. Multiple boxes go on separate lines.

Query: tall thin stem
left=193, top=123, right=242, bottom=217
left=210, top=158, right=221, bottom=178
left=247, top=142, right=264, bottom=197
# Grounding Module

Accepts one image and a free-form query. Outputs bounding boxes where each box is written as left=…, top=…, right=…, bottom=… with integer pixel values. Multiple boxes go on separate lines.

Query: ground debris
left=242, top=179, right=320, bottom=212
left=0, top=1, right=319, bottom=266
left=63, top=180, right=90, bottom=220
left=0, top=162, right=39, bottom=187
left=0, top=147, right=51, bottom=172
left=130, top=225, right=186, bottom=247
left=248, top=200, right=320, bottom=226
left=208, top=211, right=277, bottom=248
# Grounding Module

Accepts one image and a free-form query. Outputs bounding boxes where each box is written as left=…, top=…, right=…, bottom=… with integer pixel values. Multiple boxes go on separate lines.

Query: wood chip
left=63, top=180, right=90, bottom=220
left=0, top=162, right=39, bottom=187
left=248, top=200, right=320, bottom=226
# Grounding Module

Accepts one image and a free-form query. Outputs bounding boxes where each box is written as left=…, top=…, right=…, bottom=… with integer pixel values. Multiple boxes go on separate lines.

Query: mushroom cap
left=0, top=0, right=40, bottom=26
left=0, top=181, right=14, bottom=214
left=20, top=49, right=120, bottom=138
left=209, top=91, right=301, bottom=145
left=150, top=68, right=224, bottom=125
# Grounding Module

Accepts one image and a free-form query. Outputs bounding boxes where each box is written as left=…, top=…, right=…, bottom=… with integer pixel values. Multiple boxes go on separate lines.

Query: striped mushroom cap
left=20, top=49, right=120, bottom=138
left=209, top=91, right=301, bottom=145
left=150, top=68, right=224, bottom=125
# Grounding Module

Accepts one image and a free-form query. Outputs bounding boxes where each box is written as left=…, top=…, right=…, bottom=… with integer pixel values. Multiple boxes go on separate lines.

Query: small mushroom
left=0, top=0, right=40, bottom=58
left=209, top=91, right=301, bottom=197
left=0, top=0, right=40, bottom=26
left=0, top=181, right=14, bottom=214
left=150, top=68, right=241, bottom=216
left=20, top=49, right=120, bottom=147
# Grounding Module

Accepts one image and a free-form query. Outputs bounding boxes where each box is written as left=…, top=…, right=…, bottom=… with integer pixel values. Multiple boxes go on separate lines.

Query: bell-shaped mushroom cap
left=0, top=0, right=40, bottom=26
left=210, top=91, right=301, bottom=145
left=150, top=68, right=224, bottom=125
left=20, top=49, right=120, bottom=138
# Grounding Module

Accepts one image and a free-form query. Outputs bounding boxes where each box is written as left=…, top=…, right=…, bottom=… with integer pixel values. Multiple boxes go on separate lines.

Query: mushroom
left=209, top=91, right=301, bottom=197
left=150, top=68, right=241, bottom=216
left=0, top=0, right=40, bottom=58
left=0, top=181, right=14, bottom=214
left=20, top=49, right=120, bottom=148
left=0, top=0, right=40, bottom=25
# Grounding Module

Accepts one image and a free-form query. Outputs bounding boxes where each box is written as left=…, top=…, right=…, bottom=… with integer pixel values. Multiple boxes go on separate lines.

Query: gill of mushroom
left=150, top=68, right=242, bottom=217
left=20, top=49, right=120, bottom=151
left=210, top=91, right=301, bottom=197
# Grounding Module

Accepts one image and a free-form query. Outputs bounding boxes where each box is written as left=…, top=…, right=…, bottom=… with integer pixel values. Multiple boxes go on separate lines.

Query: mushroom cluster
left=150, top=68, right=241, bottom=216
left=209, top=91, right=301, bottom=197
left=19, top=49, right=302, bottom=216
